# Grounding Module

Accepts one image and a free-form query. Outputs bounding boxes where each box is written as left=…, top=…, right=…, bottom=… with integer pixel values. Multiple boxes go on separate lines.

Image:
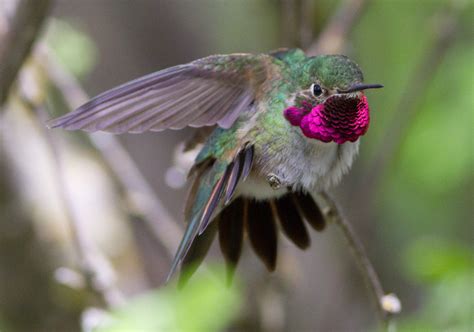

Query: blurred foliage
left=98, top=267, right=242, bottom=332
left=174, top=0, right=280, bottom=54
left=45, top=19, right=98, bottom=78
left=399, top=238, right=472, bottom=331
left=397, top=44, right=472, bottom=194
left=403, top=237, right=471, bottom=284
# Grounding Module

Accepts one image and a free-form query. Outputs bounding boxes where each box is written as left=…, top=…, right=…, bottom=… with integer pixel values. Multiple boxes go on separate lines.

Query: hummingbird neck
left=284, top=95, right=370, bottom=144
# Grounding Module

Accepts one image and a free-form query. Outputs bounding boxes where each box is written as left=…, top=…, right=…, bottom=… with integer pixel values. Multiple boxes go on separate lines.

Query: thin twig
left=319, top=191, right=399, bottom=325
left=0, top=0, right=51, bottom=106
left=306, top=0, right=369, bottom=56
left=23, top=100, right=126, bottom=308
left=281, top=0, right=298, bottom=47
left=40, top=47, right=182, bottom=260
left=298, top=0, right=313, bottom=48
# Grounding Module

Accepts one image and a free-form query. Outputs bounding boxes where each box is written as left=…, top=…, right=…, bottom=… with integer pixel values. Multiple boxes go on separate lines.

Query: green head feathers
left=300, top=55, right=364, bottom=91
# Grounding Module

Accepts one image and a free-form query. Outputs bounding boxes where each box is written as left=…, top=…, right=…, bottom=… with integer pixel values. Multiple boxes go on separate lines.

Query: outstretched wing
left=48, top=54, right=275, bottom=133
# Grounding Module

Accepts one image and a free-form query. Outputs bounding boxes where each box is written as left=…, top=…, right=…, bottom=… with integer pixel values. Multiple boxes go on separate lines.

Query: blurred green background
left=0, top=0, right=472, bottom=331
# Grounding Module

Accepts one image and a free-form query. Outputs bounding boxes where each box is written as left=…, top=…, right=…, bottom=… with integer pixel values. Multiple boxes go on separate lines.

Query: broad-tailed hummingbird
left=49, top=48, right=383, bottom=283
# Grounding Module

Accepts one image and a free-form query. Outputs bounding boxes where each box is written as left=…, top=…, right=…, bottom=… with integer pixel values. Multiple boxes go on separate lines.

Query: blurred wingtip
left=165, top=259, right=181, bottom=284
left=45, top=118, right=60, bottom=130
left=45, top=114, right=75, bottom=130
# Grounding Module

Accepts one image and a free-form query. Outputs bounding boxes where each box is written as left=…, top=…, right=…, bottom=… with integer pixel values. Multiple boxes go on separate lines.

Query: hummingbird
left=48, top=48, right=383, bottom=284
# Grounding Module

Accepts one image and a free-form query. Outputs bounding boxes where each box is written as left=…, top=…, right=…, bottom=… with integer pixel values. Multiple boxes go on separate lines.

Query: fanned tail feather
left=272, top=194, right=310, bottom=249
left=245, top=199, right=278, bottom=271
left=292, top=191, right=326, bottom=231
left=217, top=198, right=246, bottom=284
left=175, top=190, right=326, bottom=285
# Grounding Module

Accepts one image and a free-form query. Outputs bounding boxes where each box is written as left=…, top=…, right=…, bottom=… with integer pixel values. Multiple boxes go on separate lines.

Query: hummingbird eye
left=311, top=83, right=323, bottom=97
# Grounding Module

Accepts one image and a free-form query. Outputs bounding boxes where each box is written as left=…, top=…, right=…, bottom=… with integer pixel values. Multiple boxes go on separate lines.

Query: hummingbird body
left=193, top=49, right=364, bottom=195
left=203, top=107, right=360, bottom=199
left=48, top=48, right=382, bottom=283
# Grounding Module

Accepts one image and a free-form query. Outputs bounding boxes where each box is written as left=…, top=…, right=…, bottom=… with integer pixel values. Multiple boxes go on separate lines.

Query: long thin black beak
left=338, top=83, right=384, bottom=94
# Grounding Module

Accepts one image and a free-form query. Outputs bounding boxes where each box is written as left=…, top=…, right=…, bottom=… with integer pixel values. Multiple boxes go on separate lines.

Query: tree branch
left=306, top=0, right=369, bottom=56
left=0, top=0, right=51, bottom=106
left=298, top=0, right=314, bottom=49
left=281, top=0, right=299, bottom=47
left=319, top=191, right=400, bottom=325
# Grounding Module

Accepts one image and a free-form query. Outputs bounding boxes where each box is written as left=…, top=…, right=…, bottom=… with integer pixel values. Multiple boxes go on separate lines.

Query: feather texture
left=223, top=144, right=253, bottom=204
left=197, top=145, right=253, bottom=235
left=245, top=200, right=278, bottom=271
left=48, top=54, right=273, bottom=133
left=167, top=144, right=255, bottom=281
left=196, top=165, right=233, bottom=236
left=241, top=145, right=254, bottom=181
left=178, top=221, right=217, bottom=288
left=217, top=198, right=246, bottom=284
left=223, top=161, right=241, bottom=205
left=292, top=191, right=326, bottom=231
left=273, top=194, right=310, bottom=249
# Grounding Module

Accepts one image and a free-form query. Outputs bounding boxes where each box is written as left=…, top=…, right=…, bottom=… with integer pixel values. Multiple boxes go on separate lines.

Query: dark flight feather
left=223, top=145, right=252, bottom=205
left=273, top=194, right=310, bottom=249
left=198, top=145, right=253, bottom=235
left=241, top=145, right=254, bottom=180
left=48, top=54, right=272, bottom=133
left=223, top=160, right=241, bottom=205
left=184, top=158, right=215, bottom=219
left=292, top=191, right=326, bottom=231
left=196, top=165, right=233, bottom=236
left=167, top=144, right=255, bottom=281
left=166, top=161, right=228, bottom=282
left=178, top=221, right=217, bottom=288
left=217, top=198, right=245, bottom=284
left=245, top=200, right=278, bottom=271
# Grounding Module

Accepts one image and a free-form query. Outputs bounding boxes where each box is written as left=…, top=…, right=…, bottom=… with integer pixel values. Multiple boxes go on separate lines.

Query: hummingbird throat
left=284, top=95, right=370, bottom=144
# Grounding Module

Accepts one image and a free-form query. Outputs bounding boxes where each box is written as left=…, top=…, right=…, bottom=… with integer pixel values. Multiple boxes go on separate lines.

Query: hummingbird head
left=284, top=55, right=383, bottom=144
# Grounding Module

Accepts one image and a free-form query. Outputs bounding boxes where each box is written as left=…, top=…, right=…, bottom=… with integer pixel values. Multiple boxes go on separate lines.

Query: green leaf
left=97, top=266, right=242, bottom=332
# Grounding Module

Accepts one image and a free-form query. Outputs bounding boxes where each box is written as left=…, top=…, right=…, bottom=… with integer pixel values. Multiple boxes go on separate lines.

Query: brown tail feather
left=218, top=198, right=246, bottom=284
left=292, top=191, right=326, bottom=231
left=179, top=188, right=326, bottom=284
left=272, top=194, right=311, bottom=249
left=178, top=221, right=217, bottom=288
left=245, top=199, right=278, bottom=271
